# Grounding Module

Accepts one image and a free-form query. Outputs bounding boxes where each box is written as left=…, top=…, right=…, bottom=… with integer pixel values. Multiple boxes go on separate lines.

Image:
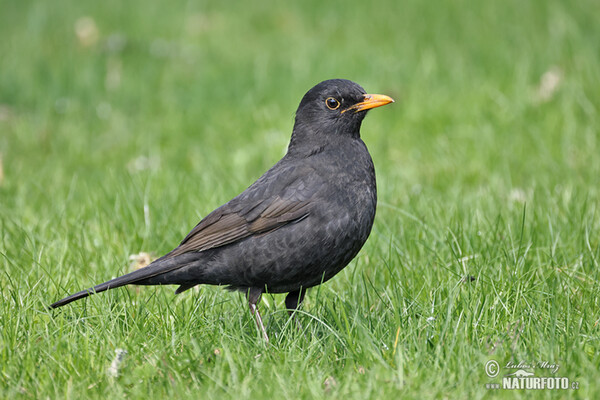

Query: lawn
left=1, top=0, right=599, bottom=398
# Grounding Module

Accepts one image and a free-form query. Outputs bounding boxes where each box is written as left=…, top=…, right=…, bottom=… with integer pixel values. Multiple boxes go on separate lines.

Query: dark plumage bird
left=50, top=79, right=394, bottom=340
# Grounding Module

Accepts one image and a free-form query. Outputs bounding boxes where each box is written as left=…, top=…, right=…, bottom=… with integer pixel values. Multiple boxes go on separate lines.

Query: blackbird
left=50, top=79, right=394, bottom=341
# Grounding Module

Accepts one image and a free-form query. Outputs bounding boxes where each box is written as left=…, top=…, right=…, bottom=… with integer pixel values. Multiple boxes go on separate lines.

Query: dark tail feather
left=49, top=253, right=197, bottom=309
left=50, top=287, right=98, bottom=308
left=175, top=283, right=197, bottom=294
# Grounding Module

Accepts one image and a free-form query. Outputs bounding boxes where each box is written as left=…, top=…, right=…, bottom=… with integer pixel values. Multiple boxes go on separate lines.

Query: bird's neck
left=287, top=120, right=362, bottom=158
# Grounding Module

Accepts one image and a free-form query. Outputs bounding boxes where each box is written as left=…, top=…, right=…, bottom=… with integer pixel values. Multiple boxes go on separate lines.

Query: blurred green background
left=1, top=0, right=599, bottom=398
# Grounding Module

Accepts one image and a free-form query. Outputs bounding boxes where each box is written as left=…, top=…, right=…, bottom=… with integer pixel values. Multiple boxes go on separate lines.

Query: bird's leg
left=285, top=289, right=305, bottom=316
left=247, top=287, right=269, bottom=342
left=285, top=289, right=306, bottom=331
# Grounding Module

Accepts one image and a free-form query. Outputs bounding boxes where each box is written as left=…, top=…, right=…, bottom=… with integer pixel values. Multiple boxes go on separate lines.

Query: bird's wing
left=167, top=165, right=322, bottom=258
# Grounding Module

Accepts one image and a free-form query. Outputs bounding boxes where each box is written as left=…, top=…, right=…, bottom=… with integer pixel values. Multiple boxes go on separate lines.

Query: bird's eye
left=325, top=97, right=340, bottom=110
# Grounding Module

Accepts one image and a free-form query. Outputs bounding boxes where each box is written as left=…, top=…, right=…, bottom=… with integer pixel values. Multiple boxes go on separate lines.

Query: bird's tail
left=49, top=252, right=196, bottom=309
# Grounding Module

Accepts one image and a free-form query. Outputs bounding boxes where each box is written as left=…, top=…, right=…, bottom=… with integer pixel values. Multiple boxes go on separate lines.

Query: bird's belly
left=205, top=189, right=376, bottom=293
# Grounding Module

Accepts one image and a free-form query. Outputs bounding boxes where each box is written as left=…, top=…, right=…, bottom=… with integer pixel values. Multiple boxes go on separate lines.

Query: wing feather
left=166, top=164, right=323, bottom=258
left=168, top=198, right=313, bottom=257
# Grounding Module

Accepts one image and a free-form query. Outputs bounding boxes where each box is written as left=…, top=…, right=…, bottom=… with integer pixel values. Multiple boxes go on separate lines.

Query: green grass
left=1, top=0, right=599, bottom=398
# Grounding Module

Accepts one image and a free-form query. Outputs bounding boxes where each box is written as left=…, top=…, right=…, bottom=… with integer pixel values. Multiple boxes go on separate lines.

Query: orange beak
left=341, top=93, right=395, bottom=114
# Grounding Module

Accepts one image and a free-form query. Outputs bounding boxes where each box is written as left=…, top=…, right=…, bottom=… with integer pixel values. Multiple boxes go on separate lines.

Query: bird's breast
left=317, top=139, right=377, bottom=212
left=309, top=139, right=377, bottom=244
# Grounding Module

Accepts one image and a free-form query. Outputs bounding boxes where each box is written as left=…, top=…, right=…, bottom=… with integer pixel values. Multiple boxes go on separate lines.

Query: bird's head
left=290, top=79, right=394, bottom=152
